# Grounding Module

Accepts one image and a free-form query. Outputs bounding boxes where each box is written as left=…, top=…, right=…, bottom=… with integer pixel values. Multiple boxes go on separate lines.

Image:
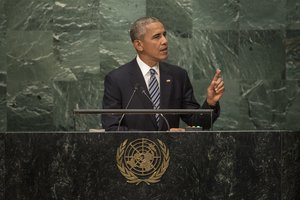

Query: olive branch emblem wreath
left=116, top=138, right=170, bottom=185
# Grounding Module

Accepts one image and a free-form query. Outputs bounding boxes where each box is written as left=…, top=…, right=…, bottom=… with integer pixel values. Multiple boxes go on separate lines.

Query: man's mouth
left=160, top=47, right=168, bottom=53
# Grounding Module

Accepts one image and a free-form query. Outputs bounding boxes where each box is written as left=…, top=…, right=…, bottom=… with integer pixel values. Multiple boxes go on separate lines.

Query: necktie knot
left=150, top=68, right=156, bottom=76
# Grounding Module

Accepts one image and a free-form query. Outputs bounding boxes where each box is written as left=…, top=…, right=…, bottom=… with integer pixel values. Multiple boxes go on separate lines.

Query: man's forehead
left=146, top=21, right=164, bottom=28
left=145, top=22, right=165, bottom=33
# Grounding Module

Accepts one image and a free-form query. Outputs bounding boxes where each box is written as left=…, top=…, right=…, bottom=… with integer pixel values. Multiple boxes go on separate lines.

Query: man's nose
left=161, top=35, right=168, bottom=44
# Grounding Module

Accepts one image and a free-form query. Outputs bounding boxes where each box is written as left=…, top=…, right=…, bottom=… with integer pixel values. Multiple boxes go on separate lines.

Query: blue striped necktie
left=148, top=68, right=160, bottom=126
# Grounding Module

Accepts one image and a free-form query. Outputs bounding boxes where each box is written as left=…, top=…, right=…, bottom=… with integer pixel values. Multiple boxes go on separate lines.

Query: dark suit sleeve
left=180, top=70, right=220, bottom=130
left=199, top=100, right=220, bottom=130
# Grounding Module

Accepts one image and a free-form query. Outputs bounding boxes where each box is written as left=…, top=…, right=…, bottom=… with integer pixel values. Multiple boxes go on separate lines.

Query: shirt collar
left=136, top=55, right=159, bottom=76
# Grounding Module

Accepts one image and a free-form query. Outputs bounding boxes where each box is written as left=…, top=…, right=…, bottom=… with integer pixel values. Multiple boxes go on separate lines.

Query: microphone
left=141, top=88, right=170, bottom=131
left=117, top=84, right=139, bottom=131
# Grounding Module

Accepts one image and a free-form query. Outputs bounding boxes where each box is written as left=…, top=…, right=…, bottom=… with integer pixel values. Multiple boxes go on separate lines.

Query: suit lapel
left=159, top=63, right=172, bottom=110
left=128, top=59, right=148, bottom=99
left=159, top=63, right=173, bottom=130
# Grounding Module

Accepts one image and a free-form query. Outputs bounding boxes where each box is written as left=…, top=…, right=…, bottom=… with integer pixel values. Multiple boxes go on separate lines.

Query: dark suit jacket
left=101, top=58, right=220, bottom=131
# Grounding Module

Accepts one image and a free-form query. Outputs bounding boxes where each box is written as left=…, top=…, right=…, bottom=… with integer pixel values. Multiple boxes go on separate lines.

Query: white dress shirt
left=136, top=55, right=160, bottom=90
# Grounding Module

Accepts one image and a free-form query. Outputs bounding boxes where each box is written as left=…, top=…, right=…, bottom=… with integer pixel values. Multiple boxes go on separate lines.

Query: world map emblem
left=116, top=138, right=170, bottom=185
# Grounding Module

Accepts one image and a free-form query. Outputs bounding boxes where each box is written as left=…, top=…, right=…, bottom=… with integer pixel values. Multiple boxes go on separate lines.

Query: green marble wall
left=0, top=0, right=299, bottom=131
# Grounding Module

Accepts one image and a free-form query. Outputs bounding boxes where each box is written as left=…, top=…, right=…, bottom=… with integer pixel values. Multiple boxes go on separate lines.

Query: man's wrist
left=206, top=99, right=217, bottom=107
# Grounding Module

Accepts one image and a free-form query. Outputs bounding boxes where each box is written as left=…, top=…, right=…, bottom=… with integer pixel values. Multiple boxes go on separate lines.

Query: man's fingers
left=215, top=85, right=225, bottom=94
left=212, top=77, right=224, bottom=92
left=215, top=78, right=223, bottom=85
left=170, top=128, right=185, bottom=132
left=209, top=70, right=221, bottom=89
left=213, top=69, right=222, bottom=81
left=215, top=80, right=224, bottom=89
left=217, top=78, right=224, bottom=86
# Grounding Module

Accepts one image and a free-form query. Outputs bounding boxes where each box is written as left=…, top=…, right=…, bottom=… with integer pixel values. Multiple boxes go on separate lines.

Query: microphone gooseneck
left=141, top=89, right=170, bottom=131
left=117, top=84, right=139, bottom=131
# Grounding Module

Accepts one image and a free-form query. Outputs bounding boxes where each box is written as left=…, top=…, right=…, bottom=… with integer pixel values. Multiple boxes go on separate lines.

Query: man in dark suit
left=102, top=16, right=225, bottom=131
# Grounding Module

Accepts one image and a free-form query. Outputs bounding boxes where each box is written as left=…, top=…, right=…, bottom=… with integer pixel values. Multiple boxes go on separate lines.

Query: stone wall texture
left=0, top=0, right=299, bottom=131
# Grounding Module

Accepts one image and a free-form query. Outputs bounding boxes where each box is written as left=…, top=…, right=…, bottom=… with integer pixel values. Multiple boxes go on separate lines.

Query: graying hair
left=129, top=16, right=161, bottom=42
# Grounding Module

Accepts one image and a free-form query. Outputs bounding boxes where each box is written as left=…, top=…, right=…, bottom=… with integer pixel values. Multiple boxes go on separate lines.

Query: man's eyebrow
left=152, top=33, right=161, bottom=38
left=152, top=31, right=167, bottom=38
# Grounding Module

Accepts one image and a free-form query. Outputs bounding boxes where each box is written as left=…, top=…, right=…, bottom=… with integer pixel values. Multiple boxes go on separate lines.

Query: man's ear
left=133, top=40, right=143, bottom=52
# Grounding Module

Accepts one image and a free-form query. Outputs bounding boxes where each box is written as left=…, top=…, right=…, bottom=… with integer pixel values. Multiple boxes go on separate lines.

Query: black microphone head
left=134, top=83, right=140, bottom=90
left=118, top=83, right=140, bottom=131
left=139, top=86, right=146, bottom=93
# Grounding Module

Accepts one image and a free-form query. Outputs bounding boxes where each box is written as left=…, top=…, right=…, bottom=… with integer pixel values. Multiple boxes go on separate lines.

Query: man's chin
left=160, top=54, right=168, bottom=61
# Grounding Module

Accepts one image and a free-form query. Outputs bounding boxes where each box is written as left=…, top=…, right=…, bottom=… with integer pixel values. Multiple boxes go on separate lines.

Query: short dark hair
left=129, top=16, right=161, bottom=42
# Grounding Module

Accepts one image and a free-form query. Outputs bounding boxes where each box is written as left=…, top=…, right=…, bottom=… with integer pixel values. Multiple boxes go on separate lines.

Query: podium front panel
left=1, top=131, right=300, bottom=200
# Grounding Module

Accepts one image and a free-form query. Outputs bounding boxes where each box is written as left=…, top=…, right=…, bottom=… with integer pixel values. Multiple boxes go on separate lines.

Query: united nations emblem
left=116, top=138, right=170, bottom=185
